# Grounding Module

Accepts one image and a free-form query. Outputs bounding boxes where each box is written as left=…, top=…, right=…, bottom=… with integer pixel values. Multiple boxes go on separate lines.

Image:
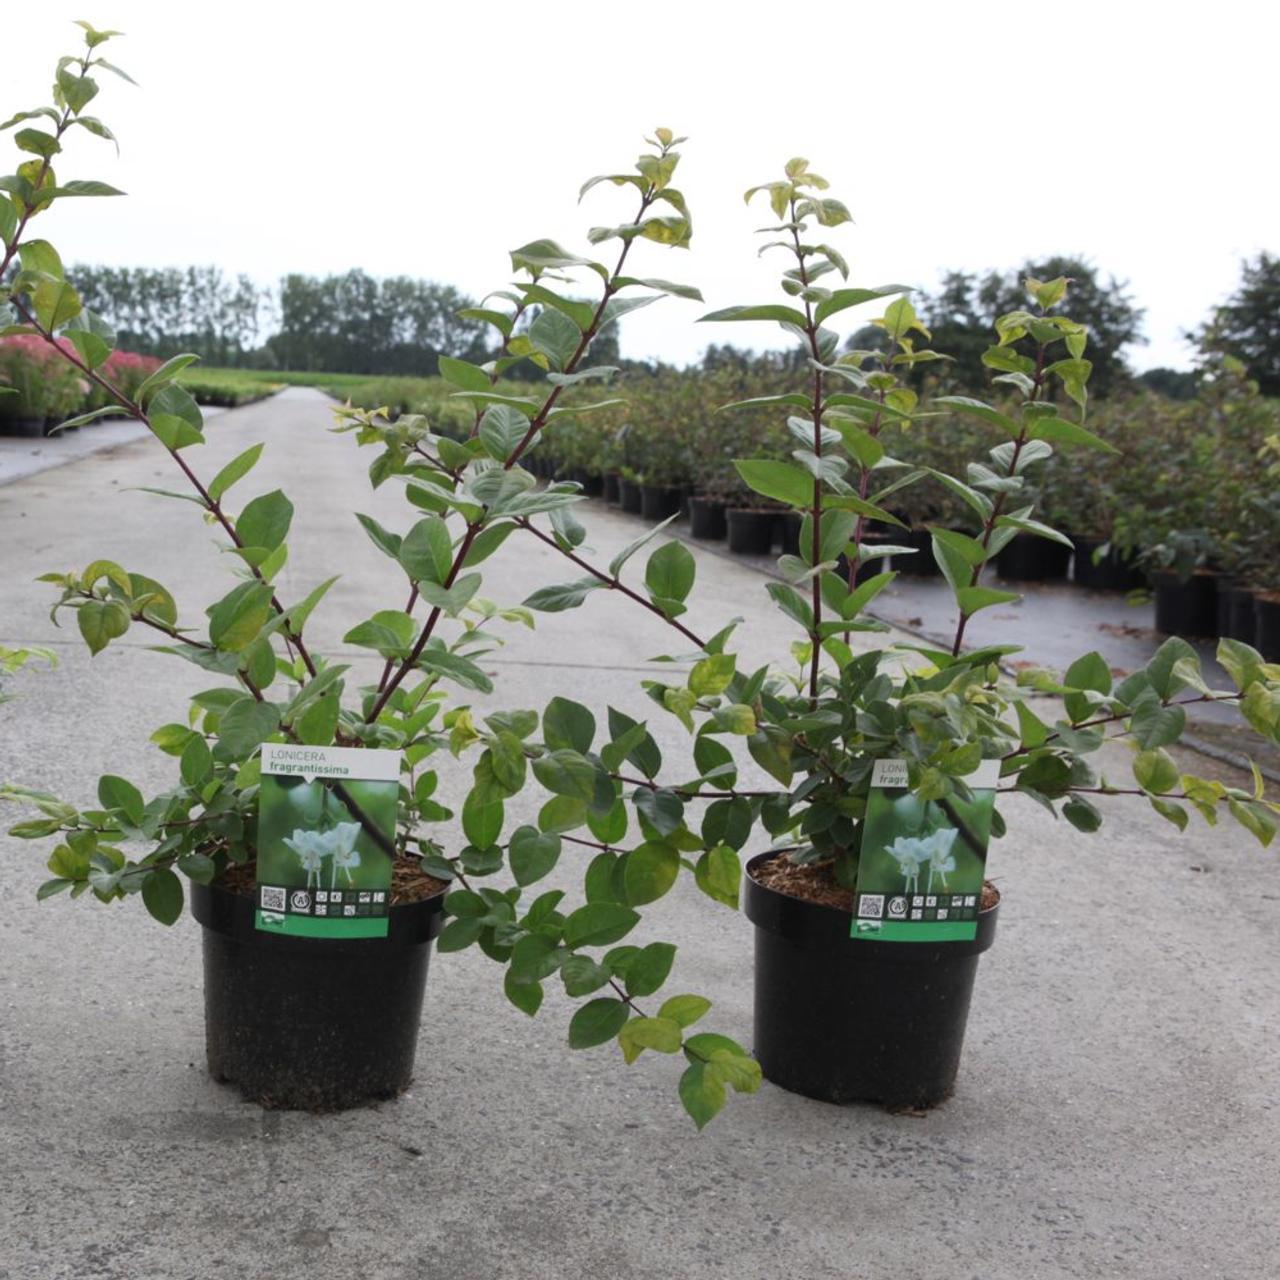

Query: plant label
left=850, top=759, right=999, bottom=943
left=255, top=745, right=400, bottom=938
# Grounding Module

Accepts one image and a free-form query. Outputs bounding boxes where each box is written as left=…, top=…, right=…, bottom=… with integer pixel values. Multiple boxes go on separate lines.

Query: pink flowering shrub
left=0, top=336, right=158, bottom=426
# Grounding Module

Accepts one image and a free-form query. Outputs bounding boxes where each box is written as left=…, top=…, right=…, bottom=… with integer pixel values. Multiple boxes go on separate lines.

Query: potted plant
left=3, top=30, right=767, bottom=1124
left=5, top=30, right=1279, bottom=1128
left=689, top=159, right=1280, bottom=1105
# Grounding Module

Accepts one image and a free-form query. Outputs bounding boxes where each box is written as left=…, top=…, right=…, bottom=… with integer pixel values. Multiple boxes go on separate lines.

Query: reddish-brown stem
left=612, top=772, right=777, bottom=800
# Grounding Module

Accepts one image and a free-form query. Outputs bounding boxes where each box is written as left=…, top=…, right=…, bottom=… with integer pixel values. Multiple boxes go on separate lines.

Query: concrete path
left=1, top=389, right=1277, bottom=1280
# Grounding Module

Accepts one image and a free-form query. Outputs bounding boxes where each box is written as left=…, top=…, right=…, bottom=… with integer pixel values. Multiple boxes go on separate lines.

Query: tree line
left=64, top=254, right=1280, bottom=397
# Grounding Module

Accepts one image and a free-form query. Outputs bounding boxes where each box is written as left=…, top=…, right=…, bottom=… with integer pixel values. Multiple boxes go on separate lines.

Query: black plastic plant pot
left=726, top=508, right=777, bottom=555
left=689, top=496, right=727, bottom=540
left=640, top=484, right=683, bottom=522
left=743, top=853, right=998, bottom=1108
left=1217, top=582, right=1257, bottom=643
left=619, top=478, right=643, bottom=514
left=1255, top=594, right=1280, bottom=662
left=602, top=472, right=621, bottom=504
left=995, top=533, right=1072, bottom=582
left=1071, top=537, right=1146, bottom=592
left=1152, top=570, right=1218, bottom=638
left=579, top=471, right=604, bottom=498
left=778, top=510, right=803, bottom=558
left=191, top=879, right=446, bottom=1111
left=0, top=416, right=46, bottom=438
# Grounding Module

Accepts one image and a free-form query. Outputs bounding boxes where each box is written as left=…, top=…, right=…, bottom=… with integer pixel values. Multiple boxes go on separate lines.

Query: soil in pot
left=1071, top=536, right=1146, bottom=592
left=640, top=484, right=683, bottom=521
left=689, top=496, right=728, bottom=540
left=1153, top=570, right=1218, bottom=638
left=726, top=507, right=777, bottom=555
left=602, top=472, right=621, bottom=504
left=743, top=852, right=999, bottom=1109
left=619, top=478, right=643, bottom=514
left=1255, top=592, right=1280, bottom=661
left=995, top=532, right=1072, bottom=582
left=192, top=858, right=448, bottom=1111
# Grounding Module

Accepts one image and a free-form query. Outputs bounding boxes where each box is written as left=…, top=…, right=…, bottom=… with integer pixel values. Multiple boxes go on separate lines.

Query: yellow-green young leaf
left=695, top=845, right=740, bottom=909
left=32, top=277, right=82, bottom=330
left=77, top=600, right=130, bottom=655
left=1133, top=748, right=1179, bottom=795
left=1150, top=796, right=1189, bottom=832
left=1228, top=798, right=1276, bottom=847
left=659, top=994, right=711, bottom=1028
left=618, top=1015, right=683, bottom=1063
left=706, top=1049, right=763, bottom=1094
left=678, top=1062, right=727, bottom=1130
left=623, top=841, right=680, bottom=905
left=689, top=653, right=735, bottom=697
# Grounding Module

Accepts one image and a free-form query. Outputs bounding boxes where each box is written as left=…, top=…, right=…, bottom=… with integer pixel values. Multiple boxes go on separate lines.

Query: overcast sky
left=9, top=2, right=1277, bottom=371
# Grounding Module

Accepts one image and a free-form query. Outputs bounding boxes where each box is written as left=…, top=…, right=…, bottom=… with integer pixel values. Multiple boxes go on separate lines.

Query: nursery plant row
left=338, top=361, right=1280, bottom=661
left=0, top=337, right=281, bottom=430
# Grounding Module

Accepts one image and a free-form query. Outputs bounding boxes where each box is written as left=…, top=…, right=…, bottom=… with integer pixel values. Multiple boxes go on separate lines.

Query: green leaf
left=814, top=284, right=911, bottom=325
left=560, top=955, right=612, bottom=997
left=529, top=309, right=582, bottom=372
left=699, top=303, right=808, bottom=327
left=564, top=902, right=640, bottom=948
left=733, top=459, right=813, bottom=509
left=955, top=586, right=1019, bottom=615
left=462, top=783, right=504, bottom=849
left=995, top=515, right=1073, bottom=548
left=180, top=735, right=213, bottom=787
left=1133, top=748, right=1180, bottom=795
left=607, top=514, right=681, bottom=577
left=1062, top=795, right=1102, bottom=833
left=509, top=238, right=598, bottom=272
left=504, top=969, right=543, bottom=1017
left=1129, top=698, right=1187, bottom=750
left=532, top=749, right=598, bottom=802
left=438, top=356, right=491, bottom=392
left=935, top=396, right=1020, bottom=438
left=208, top=443, right=264, bottom=502
left=214, top=698, right=280, bottom=761
left=478, top=404, right=531, bottom=463
left=509, top=825, right=561, bottom=886
left=523, top=579, right=605, bottom=613
left=77, top=600, right=130, bottom=655
left=544, top=697, right=596, bottom=753
left=237, top=490, right=293, bottom=552
left=619, top=1016, right=683, bottom=1064
left=624, top=941, right=677, bottom=997
left=437, top=916, right=483, bottom=952
left=98, top=775, right=144, bottom=825
left=418, top=650, right=494, bottom=694
left=141, top=867, right=183, bottom=926
left=678, top=1063, right=726, bottom=1130
left=645, top=542, right=695, bottom=606
left=568, top=998, right=630, bottom=1049
left=623, top=841, right=680, bottom=905
left=1027, top=417, right=1117, bottom=453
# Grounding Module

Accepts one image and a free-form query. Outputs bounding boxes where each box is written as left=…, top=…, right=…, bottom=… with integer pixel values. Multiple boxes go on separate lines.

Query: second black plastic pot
left=995, top=533, right=1072, bottom=582
left=1153, top=571, right=1219, bottom=638
left=191, top=879, right=446, bottom=1111
left=1071, top=537, right=1146, bottom=592
left=602, top=473, right=620, bottom=504
left=689, top=496, right=727, bottom=540
left=1255, top=593, right=1280, bottom=661
left=640, top=484, right=683, bottom=521
left=726, top=508, right=777, bottom=555
left=743, top=852, right=998, bottom=1108
left=619, top=478, right=643, bottom=515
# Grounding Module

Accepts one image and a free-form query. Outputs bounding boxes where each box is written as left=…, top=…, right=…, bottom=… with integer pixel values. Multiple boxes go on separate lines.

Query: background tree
left=1194, top=252, right=1280, bottom=395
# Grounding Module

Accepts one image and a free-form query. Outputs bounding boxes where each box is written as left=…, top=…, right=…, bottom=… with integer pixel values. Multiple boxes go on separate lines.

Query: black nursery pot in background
left=689, top=497, right=727, bottom=540
left=640, top=484, right=683, bottom=522
left=191, top=880, right=446, bottom=1111
left=1217, top=581, right=1257, bottom=644
left=1152, top=570, right=1219, bottom=638
left=726, top=508, right=777, bottom=555
left=995, top=532, right=1072, bottom=582
left=778, top=510, right=803, bottom=558
left=602, top=472, right=620, bottom=504
left=619, top=478, right=643, bottom=515
left=895, top=527, right=941, bottom=577
left=1071, top=537, right=1146, bottom=592
left=743, top=853, right=999, bottom=1108
left=1255, top=594, right=1280, bottom=662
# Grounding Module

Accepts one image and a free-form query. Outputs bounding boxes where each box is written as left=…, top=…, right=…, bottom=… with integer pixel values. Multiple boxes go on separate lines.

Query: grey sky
left=10, top=1, right=1277, bottom=371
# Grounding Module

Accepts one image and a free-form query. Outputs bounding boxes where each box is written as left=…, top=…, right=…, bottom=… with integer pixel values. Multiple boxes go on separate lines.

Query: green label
left=850, top=759, right=997, bottom=943
left=255, top=745, right=399, bottom=939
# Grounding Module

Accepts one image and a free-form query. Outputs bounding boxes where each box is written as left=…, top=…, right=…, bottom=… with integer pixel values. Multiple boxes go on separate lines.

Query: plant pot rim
left=743, top=849, right=1000, bottom=958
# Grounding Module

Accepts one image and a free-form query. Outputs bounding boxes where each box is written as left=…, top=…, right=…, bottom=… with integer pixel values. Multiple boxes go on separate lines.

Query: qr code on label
left=260, top=886, right=286, bottom=911
left=857, top=894, right=885, bottom=919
